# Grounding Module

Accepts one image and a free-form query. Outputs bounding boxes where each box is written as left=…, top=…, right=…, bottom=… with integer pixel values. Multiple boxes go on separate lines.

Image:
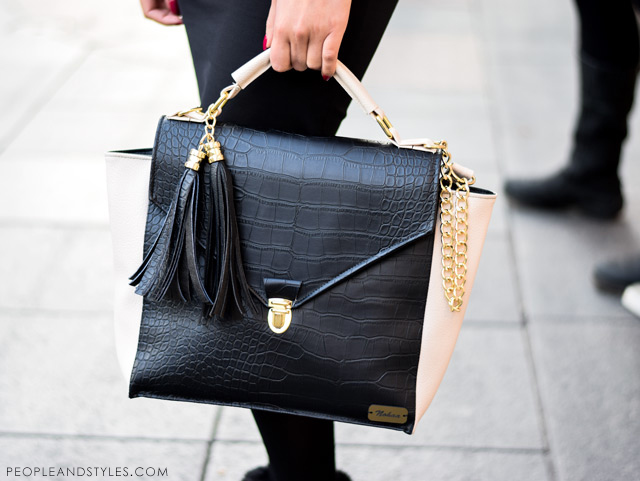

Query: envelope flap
left=150, top=117, right=441, bottom=307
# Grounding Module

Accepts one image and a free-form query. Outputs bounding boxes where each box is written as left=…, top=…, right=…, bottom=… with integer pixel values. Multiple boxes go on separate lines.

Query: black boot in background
left=594, top=252, right=640, bottom=293
left=505, top=55, right=637, bottom=219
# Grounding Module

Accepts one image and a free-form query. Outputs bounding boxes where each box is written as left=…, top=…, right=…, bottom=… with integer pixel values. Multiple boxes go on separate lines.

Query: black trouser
left=179, top=2, right=397, bottom=480
left=575, top=0, right=640, bottom=69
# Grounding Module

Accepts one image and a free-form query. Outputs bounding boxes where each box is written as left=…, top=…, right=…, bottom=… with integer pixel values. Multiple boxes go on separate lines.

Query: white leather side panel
left=105, top=152, right=151, bottom=382
left=413, top=191, right=496, bottom=433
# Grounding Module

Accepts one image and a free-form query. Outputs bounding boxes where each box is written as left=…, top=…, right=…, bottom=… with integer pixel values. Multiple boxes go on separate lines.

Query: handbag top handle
left=173, top=49, right=474, bottom=182
left=230, top=49, right=386, bottom=133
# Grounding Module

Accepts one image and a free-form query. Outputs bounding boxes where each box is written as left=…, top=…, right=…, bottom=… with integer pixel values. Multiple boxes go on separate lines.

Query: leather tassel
left=205, top=143, right=257, bottom=317
left=130, top=151, right=212, bottom=304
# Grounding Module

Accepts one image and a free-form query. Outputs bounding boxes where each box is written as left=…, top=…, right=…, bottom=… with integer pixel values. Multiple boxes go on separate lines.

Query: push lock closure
left=264, top=278, right=301, bottom=335
left=267, top=298, right=293, bottom=334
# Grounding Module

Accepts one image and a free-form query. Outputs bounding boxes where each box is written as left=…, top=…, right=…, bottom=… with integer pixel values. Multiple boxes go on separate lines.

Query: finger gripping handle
left=222, top=50, right=474, bottom=182
left=230, top=49, right=382, bottom=118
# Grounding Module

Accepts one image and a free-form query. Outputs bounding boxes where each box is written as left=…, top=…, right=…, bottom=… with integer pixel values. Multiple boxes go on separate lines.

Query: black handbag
left=106, top=50, right=496, bottom=435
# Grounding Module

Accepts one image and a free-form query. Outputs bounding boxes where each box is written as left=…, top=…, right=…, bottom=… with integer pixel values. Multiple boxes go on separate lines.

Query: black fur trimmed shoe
left=241, top=467, right=352, bottom=481
left=241, top=467, right=270, bottom=481
left=335, top=471, right=352, bottom=481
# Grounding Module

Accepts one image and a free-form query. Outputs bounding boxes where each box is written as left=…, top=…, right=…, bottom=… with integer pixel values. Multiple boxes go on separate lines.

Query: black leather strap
left=264, top=278, right=302, bottom=302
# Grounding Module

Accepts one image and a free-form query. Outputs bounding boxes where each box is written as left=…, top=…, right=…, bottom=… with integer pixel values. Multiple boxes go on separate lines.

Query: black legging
left=575, top=0, right=640, bottom=69
left=179, top=2, right=398, bottom=480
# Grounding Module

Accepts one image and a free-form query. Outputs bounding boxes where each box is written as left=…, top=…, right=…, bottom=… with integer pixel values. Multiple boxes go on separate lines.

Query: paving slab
left=478, top=0, right=575, bottom=52
left=337, top=445, right=549, bottom=481
left=205, top=441, right=267, bottom=481
left=0, top=227, right=113, bottom=311
left=1, top=110, right=163, bottom=162
left=464, top=234, right=520, bottom=323
left=0, top=436, right=206, bottom=481
left=0, top=226, right=69, bottom=309
left=0, top=43, right=196, bottom=163
left=36, top=228, right=114, bottom=311
left=0, top=27, right=85, bottom=147
left=7, top=0, right=181, bottom=47
left=368, top=0, right=480, bottom=95
left=205, top=441, right=549, bottom=481
left=489, top=56, right=577, bottom=176
left=0, top=311, right=218, bottom=440
left=213, top=408, right=261, bottom=443
left=0, top=158, right=111, bottom=226
left=529, top=319, right=640, bottom=481
left=511, top=210, right=640, bottom=320
left=368, top=31, right=484, bottom=96
left=41, top=42, right=197, bottom=115
left=385, top=0, right=472, bottom=36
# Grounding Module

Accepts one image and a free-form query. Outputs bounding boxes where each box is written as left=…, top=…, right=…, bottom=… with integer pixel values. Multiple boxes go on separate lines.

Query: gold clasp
left=374, top=113, right=395, bottom=139
left=206, top=89, right=232, bottom=117
left=267, top=298, right=293, bottom=334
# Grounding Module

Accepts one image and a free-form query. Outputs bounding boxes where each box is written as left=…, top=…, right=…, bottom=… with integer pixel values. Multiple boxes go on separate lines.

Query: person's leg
left=504, top=0, right=638, bottom=219
left=577, top=0, right=639, bottom=69
left=565, top=0, right=639, bottom=193
left=250, top=411, right=337, bottom=481
left=179, top=2, right=398, bottom=480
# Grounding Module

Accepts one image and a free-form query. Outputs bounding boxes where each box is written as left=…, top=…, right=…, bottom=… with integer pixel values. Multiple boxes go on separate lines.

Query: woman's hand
left=265, top=0, right=352, bottom=79
left=140, top=0, right=183, bottom=26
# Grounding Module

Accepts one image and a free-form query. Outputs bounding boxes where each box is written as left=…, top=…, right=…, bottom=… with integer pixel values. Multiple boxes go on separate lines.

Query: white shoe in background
left=621, top=283, right=640, bottom=318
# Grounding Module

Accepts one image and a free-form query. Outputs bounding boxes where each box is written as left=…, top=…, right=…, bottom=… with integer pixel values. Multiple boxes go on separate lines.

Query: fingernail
left=322, top=75, right=330, bottom=81
left=169, top=0, right=180, bottom=15
left=263, top=35, right=268, bottom=51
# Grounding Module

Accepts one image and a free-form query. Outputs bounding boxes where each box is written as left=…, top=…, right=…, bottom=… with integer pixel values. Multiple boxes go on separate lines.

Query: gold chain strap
left=435, top=141, right=473, bottom=312
left=183, top=89, right=233, bottom=168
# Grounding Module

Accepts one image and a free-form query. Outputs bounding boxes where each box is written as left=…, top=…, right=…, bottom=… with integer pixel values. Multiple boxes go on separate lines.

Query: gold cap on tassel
left=204, top=141, right=225, bottom=163
left=185, top=149, right=207, bottom=171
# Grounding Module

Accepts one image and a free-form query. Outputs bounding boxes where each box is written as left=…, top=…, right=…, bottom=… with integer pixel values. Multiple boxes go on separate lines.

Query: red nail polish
left=322, top=75, right=330, bottom=81
left=169, top=0, right=180, bottom=15
left=263, top=35, right=268, bottom=51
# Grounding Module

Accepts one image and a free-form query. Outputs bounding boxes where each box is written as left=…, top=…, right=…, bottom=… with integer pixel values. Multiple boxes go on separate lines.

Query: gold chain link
left=183, top=89, right=232, bottom=169
left=195, top=89, right=233, bottom=161
left=435, top=141, right=471, bottom=312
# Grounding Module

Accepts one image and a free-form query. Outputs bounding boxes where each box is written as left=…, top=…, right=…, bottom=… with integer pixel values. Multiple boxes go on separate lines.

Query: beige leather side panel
left=413, top=191, right=496, bottom=433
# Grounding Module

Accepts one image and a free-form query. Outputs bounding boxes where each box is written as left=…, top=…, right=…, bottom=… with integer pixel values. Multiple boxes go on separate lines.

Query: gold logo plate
left=368, top=405, right=409, bottom=424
